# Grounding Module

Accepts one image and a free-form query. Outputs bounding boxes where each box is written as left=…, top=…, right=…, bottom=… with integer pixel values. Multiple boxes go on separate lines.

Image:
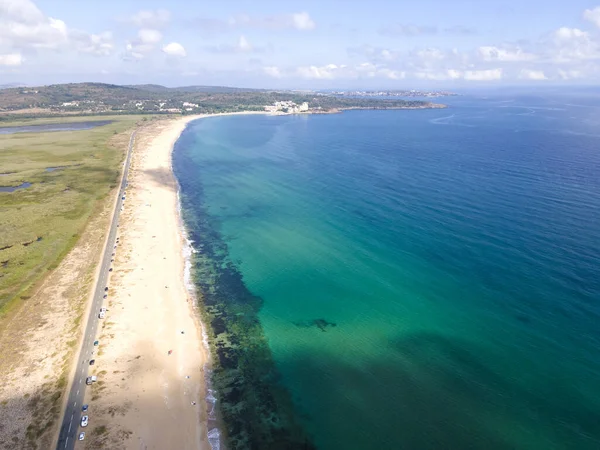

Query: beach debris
left=186, top=375, right=190, bottom=379
left=191, top=401, right=196, bottom=405
left=181, top=330, right=185, bottom=334
left=292, top=318, right=337, bottom=332
left=168, top=350, right=173, bottom=355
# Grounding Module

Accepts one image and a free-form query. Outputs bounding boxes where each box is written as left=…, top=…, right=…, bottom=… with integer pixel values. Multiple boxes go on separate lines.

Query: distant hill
left=126, top=84, right=266, bottom=93
left=0, top=83, right=26, bottom=90
left=0, top=82, right=442, bottom=118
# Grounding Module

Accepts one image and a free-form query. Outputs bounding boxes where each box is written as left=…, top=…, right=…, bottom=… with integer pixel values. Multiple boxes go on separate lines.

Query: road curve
left=56, top=130, right=136, bottom=450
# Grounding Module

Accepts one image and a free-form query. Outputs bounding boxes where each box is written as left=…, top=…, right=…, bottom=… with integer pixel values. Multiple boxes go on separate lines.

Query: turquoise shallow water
left=173, top=94, right=600, bottom=450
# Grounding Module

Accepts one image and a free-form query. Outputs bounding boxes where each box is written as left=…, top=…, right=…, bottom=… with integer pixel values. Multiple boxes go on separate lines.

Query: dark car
left=89, top=360, right=95, bottom=366
left=109, top=268, right=113, bottom=272
left=82, top=404, right=88, bottom=412
left=104, top=287, right=108, bottom=292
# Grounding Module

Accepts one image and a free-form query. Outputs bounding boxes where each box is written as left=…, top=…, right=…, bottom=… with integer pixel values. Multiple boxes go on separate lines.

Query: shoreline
left=91, top=106, right=440, bottom=448
left=80, top=111, right=269, bottom=450
left=170, top=111, right=271, bottom=450
left=169, top=111, right=269, bottom=450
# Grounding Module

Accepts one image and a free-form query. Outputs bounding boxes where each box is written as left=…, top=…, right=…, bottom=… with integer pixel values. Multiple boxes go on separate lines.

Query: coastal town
left=326, top=89, right=457, bottom=98
left=264, top=100, right=310, bottom=114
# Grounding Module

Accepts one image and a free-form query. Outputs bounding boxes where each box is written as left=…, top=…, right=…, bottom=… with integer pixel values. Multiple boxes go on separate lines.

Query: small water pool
left=0, top=182, right=32, bottom=192
left=0, top=120, right=113, bottom=134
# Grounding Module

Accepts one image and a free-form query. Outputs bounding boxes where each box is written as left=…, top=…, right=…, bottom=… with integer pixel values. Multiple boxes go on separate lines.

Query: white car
left=80, top=415, right=88, bottom=427
left=78, top=432, right=85, bottom=441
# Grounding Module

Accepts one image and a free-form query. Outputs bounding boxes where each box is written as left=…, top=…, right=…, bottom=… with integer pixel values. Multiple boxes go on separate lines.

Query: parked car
left=82, top=404, right=88, bottom=412
left=109, top=268, right=113, bottom=272
left=98, top=311, right=105, bottom=319
left=93, top=340, right=99, bottom=346
left=104, top=287, right=108, bottom=292
left=89, top=359, right=95, bottom=366
left=85, top=376, right=97, bottom=385
left=78, top=432, right=85, bottom=441
left=80, top=415, right=88, bottom=427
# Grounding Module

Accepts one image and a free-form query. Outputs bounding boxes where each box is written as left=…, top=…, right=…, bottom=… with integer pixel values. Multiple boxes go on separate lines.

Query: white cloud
left=71, top=31, right=113, bottom=56
left=555, top=27, right=587, bottom=41
left=129, top=9, right=171, bottom=28
left=583, top=6, right=600, bottom=28
left=558, top=69, right=583, bottom=79
left=415, top=48, right=446, bottom=61
left=477, top=46, right=536, bottom=62
left=380, top=49, right=394, bottom=61
left=263, top=66, right=281, bottom=78
left=379, top=23, right=476, bottom=37
left=237, top=35, right=252, bottom=52
left=196, top=12, right=316, bottom=33
left=380, top=24, right=438, bottom=37
left=205, top=35, right=265, bottom=54
left=415, top=68, right=502, bottom=81
left=281, top=63, right=407, bottom=81
left=550, top=27, right=600, bottom=62
left=138, top=29, right=162, bottom=45
left=0, top=0, right=45, bottom=24
left=414, top=71, right=453, bottom=81
left=378, top=68, right=405, bottom=79
left=447, top=69, right=462, bottom=79
left=347, top=45, right=400, bottom=63
left=0, top=0, right=114, bottom=57
left=124, top=29, right=163, bottom=59
left=519, top=69, right=547, bottom=80
left=297, top=64, right=338, bottom=79
left=162, top=42, right=186, bottom=57
left=0, top=10, right=68, bottom=49
left=292, top=12, right=316, bottom=30
left=0, top=53, right=23, bottom=66
left=464, top=68, right=503, bottom=80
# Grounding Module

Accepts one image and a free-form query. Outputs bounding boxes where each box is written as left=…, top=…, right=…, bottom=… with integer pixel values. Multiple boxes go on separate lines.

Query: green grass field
left=0, top=116, right=142, bottom=313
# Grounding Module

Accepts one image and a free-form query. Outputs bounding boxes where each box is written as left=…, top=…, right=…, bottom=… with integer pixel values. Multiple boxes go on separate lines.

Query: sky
left=2, top=0, right=600, bottom=88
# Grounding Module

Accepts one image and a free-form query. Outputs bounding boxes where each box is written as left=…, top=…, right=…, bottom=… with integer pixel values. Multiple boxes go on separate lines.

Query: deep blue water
left=173, top=94, right=600, bottom=450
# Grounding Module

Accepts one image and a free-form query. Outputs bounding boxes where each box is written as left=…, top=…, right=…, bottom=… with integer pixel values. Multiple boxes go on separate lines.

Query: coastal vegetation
left=0, top=82, right=444, bottom=119
left=0, top=116, right=141, bottom=314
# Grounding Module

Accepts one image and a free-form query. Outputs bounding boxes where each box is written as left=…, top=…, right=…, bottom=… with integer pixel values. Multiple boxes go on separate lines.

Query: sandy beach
left=77, top=116, right=208, bottom=449
left=78, top=112, right=270, bottom=449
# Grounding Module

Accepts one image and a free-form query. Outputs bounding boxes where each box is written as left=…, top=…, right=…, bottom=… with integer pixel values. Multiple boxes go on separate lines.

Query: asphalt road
left=56, top=131, right=136, bottom=450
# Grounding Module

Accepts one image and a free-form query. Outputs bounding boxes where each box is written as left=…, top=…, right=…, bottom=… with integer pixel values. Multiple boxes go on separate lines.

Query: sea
left=172, top=91, right=600, bottom=450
